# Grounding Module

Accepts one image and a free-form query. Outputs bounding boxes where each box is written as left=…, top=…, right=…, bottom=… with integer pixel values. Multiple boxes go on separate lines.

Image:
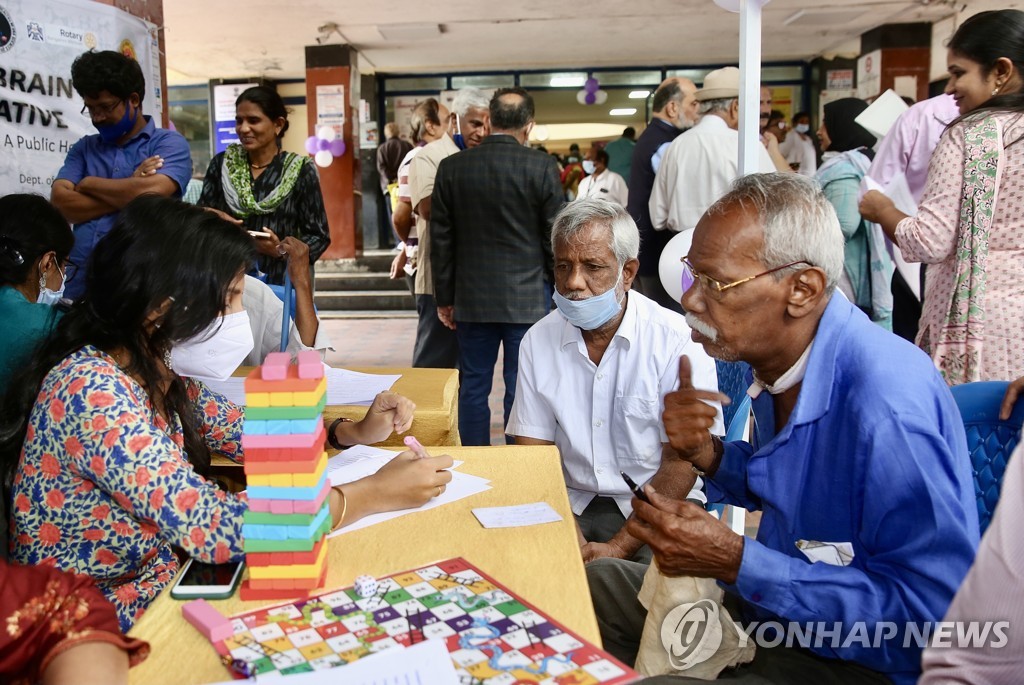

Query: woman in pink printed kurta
left=861, top=10, right=1024, bottom=383
left=893, top=111, right=1024, bottom=382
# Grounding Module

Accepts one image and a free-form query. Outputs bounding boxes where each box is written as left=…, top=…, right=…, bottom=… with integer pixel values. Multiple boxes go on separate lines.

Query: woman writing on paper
left=0, top=198, right=451, bottom=631
left=199, top=85, right=329, bottom=286
left=861, top=9, right=1024, bottom=384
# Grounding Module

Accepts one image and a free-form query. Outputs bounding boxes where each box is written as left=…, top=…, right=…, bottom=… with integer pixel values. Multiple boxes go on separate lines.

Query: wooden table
left=127, top=446, right=599, bottom=685
left=211, top=366, right=459, bottom=471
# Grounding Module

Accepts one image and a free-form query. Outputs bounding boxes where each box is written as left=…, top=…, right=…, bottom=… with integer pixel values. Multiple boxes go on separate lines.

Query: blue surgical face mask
left=582, top=160, right=596, bottom=174
left=795, top=123, right=810, bottom=134
left=553, top=271, right=624, bottom=330
left=37, top=263, right=66, bottom=306
left=96, top=101, right=138, bottom=143
left=452, top=114, right=467, bottom=150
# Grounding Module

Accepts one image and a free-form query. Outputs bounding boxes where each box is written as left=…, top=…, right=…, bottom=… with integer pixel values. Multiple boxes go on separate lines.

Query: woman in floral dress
left=0, top=197, right=452, bottom=630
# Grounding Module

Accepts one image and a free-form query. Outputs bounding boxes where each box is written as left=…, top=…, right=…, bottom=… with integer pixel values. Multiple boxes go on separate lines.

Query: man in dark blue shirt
left=589, top=173, right=978, bottom=685
left=51, top=50, right=191, bottom=300
left=627, top=78, right=697, bottom=313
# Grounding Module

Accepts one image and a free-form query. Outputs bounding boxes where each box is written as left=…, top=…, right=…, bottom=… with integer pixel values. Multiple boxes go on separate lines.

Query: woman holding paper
left=860, top=9, right=1024, bottom=384
left=815, top=97, right=893, bottom=329
left=0, top=197, right=451, bottom=631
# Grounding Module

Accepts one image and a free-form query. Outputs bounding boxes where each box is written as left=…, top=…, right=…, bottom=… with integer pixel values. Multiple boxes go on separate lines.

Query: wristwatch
left=327, top=417, right=355, bottom=450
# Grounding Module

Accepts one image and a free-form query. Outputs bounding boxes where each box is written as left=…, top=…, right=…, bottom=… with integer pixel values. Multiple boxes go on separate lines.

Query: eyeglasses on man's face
left=680, top=255, right=811, bottom=297
left=80, top=99, right=124, bottom=118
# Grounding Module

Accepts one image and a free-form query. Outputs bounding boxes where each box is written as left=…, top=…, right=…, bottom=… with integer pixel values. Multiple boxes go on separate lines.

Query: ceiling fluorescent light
left=783, top=10, right=806, bottom=26
left=550, top=76, right=585, bottom=88
left=377, top=23, right=442, bottom=41
left=628, top=90, right=650, bottom=99
left=609, top=108, right=637, bottom=116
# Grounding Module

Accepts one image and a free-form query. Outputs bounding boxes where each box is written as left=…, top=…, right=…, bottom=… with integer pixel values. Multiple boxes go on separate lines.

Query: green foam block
left=243, top=503, right=329, bottom=527
left=245, top=397, right=327, bottom=420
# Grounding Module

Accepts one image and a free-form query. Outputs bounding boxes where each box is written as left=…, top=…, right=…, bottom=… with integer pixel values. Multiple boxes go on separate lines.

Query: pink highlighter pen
left=404, top=435, right=429, bottom=459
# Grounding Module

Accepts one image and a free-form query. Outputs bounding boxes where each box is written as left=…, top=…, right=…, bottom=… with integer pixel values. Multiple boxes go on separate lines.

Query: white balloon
left=314, top=150, right=334, bottom=167
left=658, top=229, right=695, bottom=304
left=316, top=125, right=335, bottom=141
left=576, top=89, right=588, bottom=105
left=594, top=90, right=608, bottom=105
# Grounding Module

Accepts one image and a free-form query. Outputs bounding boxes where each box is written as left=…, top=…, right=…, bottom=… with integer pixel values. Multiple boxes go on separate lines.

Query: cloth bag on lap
left=635, top=560, right=756, bottom=679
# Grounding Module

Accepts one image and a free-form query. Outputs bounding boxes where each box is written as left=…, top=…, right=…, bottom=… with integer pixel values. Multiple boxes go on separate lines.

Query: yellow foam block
left=269, top=391, right=295, bottom=407
left=247, top=544, right=327, bottom=579
left=247, top=392, right=271, bottom=407
left=293, top=379, right=327, bottom=407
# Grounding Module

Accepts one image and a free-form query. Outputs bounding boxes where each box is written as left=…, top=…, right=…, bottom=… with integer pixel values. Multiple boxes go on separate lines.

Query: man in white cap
left=649, top=67, right=787, bottom=240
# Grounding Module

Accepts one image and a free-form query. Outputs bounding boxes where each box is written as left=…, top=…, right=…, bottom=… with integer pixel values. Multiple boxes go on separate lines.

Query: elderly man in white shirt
left=507, top=199, right=722, bottom=565
left=576, top=147, right=628, bottom=206
left=649, top=67, right=783, bottom=235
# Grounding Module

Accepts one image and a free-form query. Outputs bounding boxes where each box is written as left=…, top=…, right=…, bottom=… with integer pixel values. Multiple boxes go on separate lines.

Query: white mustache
left=685, top=313, right=719, bottom=342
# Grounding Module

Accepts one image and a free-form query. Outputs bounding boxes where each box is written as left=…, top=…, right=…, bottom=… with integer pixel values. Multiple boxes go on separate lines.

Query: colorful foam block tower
left=239, top=354, right=330, bottom=601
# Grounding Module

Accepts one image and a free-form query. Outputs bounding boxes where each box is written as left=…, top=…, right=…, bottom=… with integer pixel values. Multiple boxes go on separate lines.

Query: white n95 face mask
left=170, top=310, right=254, bottom=381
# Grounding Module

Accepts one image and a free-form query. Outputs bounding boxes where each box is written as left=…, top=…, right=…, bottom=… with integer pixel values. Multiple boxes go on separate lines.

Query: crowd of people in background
left=3, top=8, right=1024, bottom=684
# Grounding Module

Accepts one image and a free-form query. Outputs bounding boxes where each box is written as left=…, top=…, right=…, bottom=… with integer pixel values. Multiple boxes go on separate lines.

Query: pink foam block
left=261, top=352, right=291, bottom=381
left=297, top=351, right=324, bottom=379
left=182, top=598, right=233, bottom=642
left=246, top=481, right=331, bottom=514
left=241, top=424, right=326, bottom=451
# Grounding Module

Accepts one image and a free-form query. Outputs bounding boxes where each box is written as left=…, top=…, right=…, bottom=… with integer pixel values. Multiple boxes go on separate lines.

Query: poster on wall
left=391, top=96, right=419, bottom=143
left=315, top=84, right=344, bottom=138
left=857, top=50, right=882, bottom=100
left=211, top=82, right=257, bottom=154
left=0, top=0, right=160, bottom=195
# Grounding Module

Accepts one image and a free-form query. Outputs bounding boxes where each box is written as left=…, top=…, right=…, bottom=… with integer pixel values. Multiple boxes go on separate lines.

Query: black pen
left=620, top=471, right=652, bottom=504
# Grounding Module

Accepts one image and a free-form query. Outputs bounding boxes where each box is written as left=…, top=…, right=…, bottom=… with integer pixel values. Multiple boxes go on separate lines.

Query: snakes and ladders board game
left=214, top=557, right=639, bottom=684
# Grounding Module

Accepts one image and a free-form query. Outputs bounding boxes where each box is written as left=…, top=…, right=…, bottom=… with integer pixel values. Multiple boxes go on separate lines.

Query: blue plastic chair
left=950, top=381, right=1024, bottom=534
left=715, top=360, right=751, bottom=429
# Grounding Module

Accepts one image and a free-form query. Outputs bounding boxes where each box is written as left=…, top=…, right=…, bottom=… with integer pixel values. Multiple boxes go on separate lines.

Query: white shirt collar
left=558, top=291, right=636, bottom=351
left=747, top=339, right=815, bottom=399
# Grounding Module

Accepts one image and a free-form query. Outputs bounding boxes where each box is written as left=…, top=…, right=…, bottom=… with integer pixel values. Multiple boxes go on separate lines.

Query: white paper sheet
left=862, top=172, right=922, bottom=300
left=199, top=366, right=400, bottom=407
left=208, top=638, right=459, bottom=684
left=855, top=89, right=909, bottom=140
left=326, top=447, right=488, bottom=536
left=472, top=502, right=563, bottom=528
left=325, top=367, right=401, bottom=406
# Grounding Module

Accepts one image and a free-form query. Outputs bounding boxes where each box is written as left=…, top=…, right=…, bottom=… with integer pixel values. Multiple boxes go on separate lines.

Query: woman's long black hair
left=0, top=196, right=256, bottom=485
left=0, top=194, right=74, bottom=288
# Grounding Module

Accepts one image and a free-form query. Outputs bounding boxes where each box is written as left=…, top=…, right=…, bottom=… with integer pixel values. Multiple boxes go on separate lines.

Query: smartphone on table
left=170, top=559, right=245, bottom=600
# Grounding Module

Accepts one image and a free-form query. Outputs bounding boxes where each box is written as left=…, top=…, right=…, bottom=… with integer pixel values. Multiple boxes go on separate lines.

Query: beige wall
left=279, top=82, right=308, bottom=157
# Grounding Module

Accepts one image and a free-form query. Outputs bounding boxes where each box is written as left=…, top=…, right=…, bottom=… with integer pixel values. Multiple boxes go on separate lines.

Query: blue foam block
left=289, top=418, right=321, bottom=433
left=245, top=420, right=268, bottom=435
left=242, top=505, right=330, bottom=541
left=266, top=419, right=292, bottom=435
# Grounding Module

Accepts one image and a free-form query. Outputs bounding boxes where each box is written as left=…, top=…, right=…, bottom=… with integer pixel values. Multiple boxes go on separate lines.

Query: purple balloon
left=328, top=139, right=346, bottom=157
left=585, top=77, right=599, bottom=92
left=317, top=138, right=331, bottom=151
left=585, top=92, right=596, bottom=105
left=304, top=136, right=319, bottom=154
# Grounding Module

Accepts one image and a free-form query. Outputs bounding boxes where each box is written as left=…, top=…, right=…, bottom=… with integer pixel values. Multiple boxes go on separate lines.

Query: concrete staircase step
left=316, top=272, right=408, bottom=292
left=320, top=310, right=417, bottom=320
left=315, top=290, right=415, bottom=312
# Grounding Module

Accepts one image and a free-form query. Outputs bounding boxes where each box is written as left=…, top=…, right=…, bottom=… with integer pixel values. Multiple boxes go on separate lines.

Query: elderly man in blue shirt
left=51, top=50, right=192, bottom=300
left=588, top=173, right=978, bottom=685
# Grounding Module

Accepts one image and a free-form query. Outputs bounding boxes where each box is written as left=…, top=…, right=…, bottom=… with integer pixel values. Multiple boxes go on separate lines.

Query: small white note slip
left=472, top=502, right=563, bottom=528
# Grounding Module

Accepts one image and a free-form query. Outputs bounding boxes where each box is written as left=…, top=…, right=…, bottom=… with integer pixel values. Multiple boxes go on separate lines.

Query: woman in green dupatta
left=861, top=9, right=1024, bottom=385
left=199, top=86, right=330, bottom=286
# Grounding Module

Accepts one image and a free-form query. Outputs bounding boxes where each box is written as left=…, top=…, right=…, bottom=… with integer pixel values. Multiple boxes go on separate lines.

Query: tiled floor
left=320, top=317, right=507, bottom=444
